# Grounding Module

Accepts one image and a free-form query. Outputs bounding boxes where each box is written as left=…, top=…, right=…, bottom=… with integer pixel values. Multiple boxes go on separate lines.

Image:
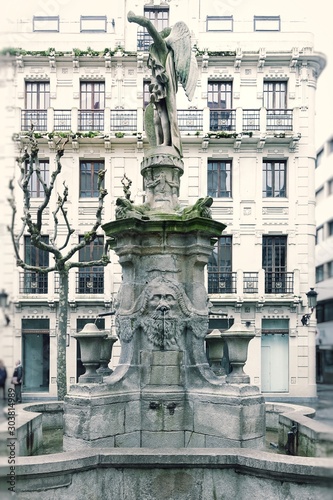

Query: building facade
left=0, top=0, right=326, bottom=401
left=315, top=136, right=333, bottom=383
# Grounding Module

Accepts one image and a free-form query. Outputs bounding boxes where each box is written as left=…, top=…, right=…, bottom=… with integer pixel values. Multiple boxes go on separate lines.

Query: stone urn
left=97, top=333, right=118, bottom=376
left=73, top=323, right=107, bottom=383
left=205, top=329, right=225, bottom=376
left=220, top=323, right=255, bottom=384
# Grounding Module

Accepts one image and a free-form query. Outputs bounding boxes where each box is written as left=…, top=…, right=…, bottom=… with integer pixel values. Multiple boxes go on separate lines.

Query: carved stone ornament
left=115, top=277, right=208, bottom=349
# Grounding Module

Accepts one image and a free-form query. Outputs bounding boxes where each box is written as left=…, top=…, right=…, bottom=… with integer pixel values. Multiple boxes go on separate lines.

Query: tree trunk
left=57, top=269, right=69, bottom=400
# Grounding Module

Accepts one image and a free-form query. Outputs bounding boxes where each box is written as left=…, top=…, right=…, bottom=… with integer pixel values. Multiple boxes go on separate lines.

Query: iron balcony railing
left=265, top=272, right=294, bottom=294
left=78, top=110, right=104, bottom=131
left=208, top=271, right=237, bottom=294
left=243, top=272, right=259, bottom=293
left=209, top=109, right=236, bottom=132
left=54, top=110, right=71, bottom=131
left=75, top=269, right=104, bottom=294
left=19, top=271, right=48, bottom=294
left=21, top=110, right=48, bottom=131
left=266, top=109, right=293, bottom=131
left=178, top=110, right=203, bottom=131
left=242, top=109, right=260, bottom=131
left=110, top=110, right=137, bottom=131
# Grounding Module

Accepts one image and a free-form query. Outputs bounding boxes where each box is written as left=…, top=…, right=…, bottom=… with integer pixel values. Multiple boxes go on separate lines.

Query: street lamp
left=301, top=288, right=318, bottom=326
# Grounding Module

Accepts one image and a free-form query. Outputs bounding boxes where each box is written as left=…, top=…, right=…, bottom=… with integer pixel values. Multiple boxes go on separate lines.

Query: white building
left=315, top=136, right=333, bottom=383
left=0, top=0, right=326, bottom=402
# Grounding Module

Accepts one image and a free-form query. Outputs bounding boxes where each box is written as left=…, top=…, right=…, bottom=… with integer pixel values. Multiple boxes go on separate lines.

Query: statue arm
left=127, top=11, right=167, bottom=57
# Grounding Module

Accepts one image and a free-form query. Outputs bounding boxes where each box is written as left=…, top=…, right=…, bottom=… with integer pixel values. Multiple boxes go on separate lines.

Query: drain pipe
left=285, top=423, right=298, bottom=455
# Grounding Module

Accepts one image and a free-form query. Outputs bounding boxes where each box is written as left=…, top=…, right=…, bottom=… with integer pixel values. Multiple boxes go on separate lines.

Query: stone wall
left=12, top=449, right=333, bottom=499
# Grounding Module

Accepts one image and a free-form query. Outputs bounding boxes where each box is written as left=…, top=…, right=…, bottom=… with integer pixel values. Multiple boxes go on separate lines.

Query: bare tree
left=8, top=128, right=110, bottom=400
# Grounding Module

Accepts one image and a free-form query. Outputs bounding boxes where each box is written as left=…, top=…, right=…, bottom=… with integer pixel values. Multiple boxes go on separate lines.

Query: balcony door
left=262, top=235, right=287, bottom=293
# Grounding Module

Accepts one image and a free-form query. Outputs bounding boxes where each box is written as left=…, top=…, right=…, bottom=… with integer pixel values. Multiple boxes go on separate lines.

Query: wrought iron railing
left=208, top=271, right=237, bottom=294
left=266, top=109, right=293, bottom=131
left=209, top=109, right=236, bottom=132
left=178, top=110, right=203, bottom=131
left=78, top=110, right=104, bottom=131
left=75, top=270, right=104, bottom=294
left=110, top=110, right=137, bottom=131
left=243, top=272, right=259, bottom=293
left=54, top=110, right=71, bottom=131
left=264, top=272, right=294, bottom=294
left=19, top=271, right=48, bottom=294
left=242, top=109, right=260, bottom=131
left=21, top=110, right=47, bottom=131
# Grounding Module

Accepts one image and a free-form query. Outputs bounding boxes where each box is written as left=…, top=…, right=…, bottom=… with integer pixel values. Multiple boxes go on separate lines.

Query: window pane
left=208, top=161, right=232, bottom=197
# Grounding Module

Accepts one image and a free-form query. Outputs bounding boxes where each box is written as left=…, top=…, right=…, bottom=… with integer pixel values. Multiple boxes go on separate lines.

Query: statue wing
left=165, top=22, right=198, bottom=101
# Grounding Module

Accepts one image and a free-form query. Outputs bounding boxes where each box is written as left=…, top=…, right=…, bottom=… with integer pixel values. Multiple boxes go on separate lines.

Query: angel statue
left=128, top=11, right=198, bottom=157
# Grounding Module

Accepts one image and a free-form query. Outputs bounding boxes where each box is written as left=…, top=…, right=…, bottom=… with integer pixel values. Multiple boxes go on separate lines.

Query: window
left=262, top=236, right=293, bottom=293
left=143, top=81, right=151, bottom=109
left=22, top=81, right=50, bottom=131
left=77, top=236, right=104, bottom=294
left=328, top=261, right=333, bottom=278
left=316, top=299, right=333, bottom=323
left=328, top=179, right=333, bottom=195
left=208, top=236, right=236, bottom=293
left=80, top=160, right=104, bottom=198
left=27, top=159, right=49, bottom=198
left=79, top=82, right=105, bottom=131
left=316, top=265, right=324, bottom=282
left=262, top=160, right=286, bottom=197
left=207, top=16, right=233, bottom=31
left=22, top=236, right=49, bottom=294
left=264, top=81, right=287, bottom=109
left=22, top=319, right=50, bottom=392
left=328, top=220, right=333, bottom=237
left=26, top=81, right=50, bottom=110
left=208, top=160, right=232, bottom=198
left=316, top=186, right=325, bottom=203
left=208, top=82, right=232, bottom=110
left=80, top=81, right=105, bottom=110
left=144, top=6, right=169, bottom=31
left=33, top=16, right=59, bottom=32
left=316, top=148, right=324, bottom=168
left=208, top=81, right=234, bottom=131
left=80, top=16, right=107, bottom=32
left=254, top=16, right=280, bottom=32
left=316, top=226, right=324, bottom=245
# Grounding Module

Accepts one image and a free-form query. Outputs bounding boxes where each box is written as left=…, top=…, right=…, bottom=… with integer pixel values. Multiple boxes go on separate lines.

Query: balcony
left=265, top=272, right=294, bottom=294
left=78, top=110, right=104, bottom=131
left=54, top=110, right=71, bottom=131
left=242, top=109, right=260, bottom=131
left=208, top=270, right=295, bottom=297
left=21, top=110, right=47, bottom=131
left=19, top=271, right=48, bottom=294
left=209, top=110, right=236, bottom=132
left=178, top=110, right=203, bottom=131
left=208, top=272, right=237, bottom=294
left=266, top=109, right=293, bottom=131
left=110, top=110, right=137, bottom=132
left=75, top=270, right=104, bottom=294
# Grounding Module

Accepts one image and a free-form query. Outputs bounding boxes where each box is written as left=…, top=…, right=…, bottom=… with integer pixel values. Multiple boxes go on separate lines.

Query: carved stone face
left=148, top=285, right=177, bottom=314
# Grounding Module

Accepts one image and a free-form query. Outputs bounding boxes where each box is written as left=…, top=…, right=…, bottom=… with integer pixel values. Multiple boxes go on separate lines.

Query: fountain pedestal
left=64, top=206, right=265, bottom=450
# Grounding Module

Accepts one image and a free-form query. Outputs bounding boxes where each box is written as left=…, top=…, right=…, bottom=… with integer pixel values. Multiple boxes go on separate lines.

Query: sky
left=1, top=0, right=332, bottom=148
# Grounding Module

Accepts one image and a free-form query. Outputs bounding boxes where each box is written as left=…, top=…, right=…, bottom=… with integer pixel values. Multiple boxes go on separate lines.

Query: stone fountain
left=63, top=12, right=265, bottom=451
left=2, top=14, right=332, bottom=500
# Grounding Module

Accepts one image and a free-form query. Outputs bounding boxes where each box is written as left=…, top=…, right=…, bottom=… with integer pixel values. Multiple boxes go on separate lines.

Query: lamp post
left=301, top=288, right=318, bottom=326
